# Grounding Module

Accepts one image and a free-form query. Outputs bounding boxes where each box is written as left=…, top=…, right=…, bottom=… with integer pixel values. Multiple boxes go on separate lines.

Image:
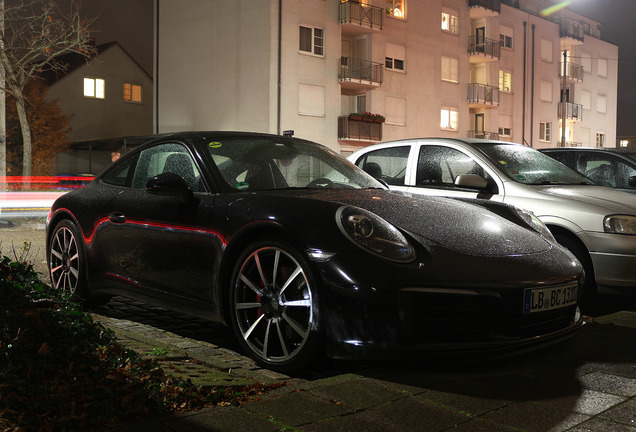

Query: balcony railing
left=339, top=1, right=384, bottom=31
left=560, top=62, right=584, bottom=82
left=560, top=19, right=584, bottom=42
left=338, top=116, right=383, bottom=142
left=468, top=0, right=501, bottom=14
left=467, top=83, right=500, bottom=106
left=558, top=102, right=583, bottom=121
left=339, top=57, right=384, bottom=86
left=468, top=35, right=500, bottom=60
left=467, top=130, right=500, bottom=140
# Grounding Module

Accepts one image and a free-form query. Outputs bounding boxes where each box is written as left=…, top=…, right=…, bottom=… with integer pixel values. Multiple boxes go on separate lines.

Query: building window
left=541, top=39, right=552, bottom=62
left=581, top=89, right=591, bottom=110
left=123, top=83, right=142, bottom=103
left=385, top=43, right=406, bottom=72
left=596, top=132, right=606, bottom=147
left=498, top=127, right=512, bottom=137
left=441, top=11, right=459, bottom=35
left=539, top=122, right=551, bottom=142
left=597, top=93, right=607, bottom=113
left=298, top=83, right=325, bottom=116
left=84, top=78, right=105, bottom=99
left=440, top=107, right=458, bottom=131
left=387, top=0, right=405, bottom=18
left=598, top=58, right=608, bottom=78
left=299, top=26, right=324, bottom=56
left=539, top=80, right=552, bottom=102
left=581, top=52, right=591, bottom=73
left=498, top=70, right=512, bottom=93
left=441, top=57, right=458, bottom=83
left=386, top=96, right=406, bottom=125
left=500, top=25, right=513, bottom=49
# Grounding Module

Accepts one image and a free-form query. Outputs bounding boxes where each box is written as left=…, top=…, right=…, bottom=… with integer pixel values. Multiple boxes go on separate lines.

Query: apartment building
left=154, top=0, right=617, bottom=154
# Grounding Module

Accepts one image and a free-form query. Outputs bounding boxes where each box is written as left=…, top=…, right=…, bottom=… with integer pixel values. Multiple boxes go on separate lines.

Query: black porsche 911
left=46, top=132, right=583, bottom=370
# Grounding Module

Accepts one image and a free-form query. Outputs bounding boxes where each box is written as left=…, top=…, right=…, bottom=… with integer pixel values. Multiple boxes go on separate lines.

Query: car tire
left=229, top=238, right=323, bottom=371
left=553, top=232, right=598, bottom=312
left=48, top=219, right=108, bottom=306
left=49, top=219, right=87, bottom=297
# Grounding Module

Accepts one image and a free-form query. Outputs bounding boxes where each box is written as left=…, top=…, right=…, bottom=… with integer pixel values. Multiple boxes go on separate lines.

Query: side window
left=576, top=152, right=616, bottom=187
left=131, top=143, right=203, bottom=191
left=417, top=146, right=487, bottom=188
left=545, top=151, right=573, bottom=169
left=101, top=155, right=136, bottom=187
left=356, top=146, right=410, bottom=186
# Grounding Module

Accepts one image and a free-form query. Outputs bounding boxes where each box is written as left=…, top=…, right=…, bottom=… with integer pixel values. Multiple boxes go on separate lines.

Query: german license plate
left=523, top=283, right=578, bottom=313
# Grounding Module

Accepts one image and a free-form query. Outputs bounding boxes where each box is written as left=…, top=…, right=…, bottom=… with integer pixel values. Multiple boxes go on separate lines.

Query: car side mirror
left=629, top=176, right=636, bottom=188
left=146, top=172, right=194, bottom=204
left=454, top=174, right=488, bottom=190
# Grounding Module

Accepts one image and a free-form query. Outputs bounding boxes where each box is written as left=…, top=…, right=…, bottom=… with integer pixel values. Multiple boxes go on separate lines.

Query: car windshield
left=476, top=143, right=595, bottom=185
left=203, top=136, right=385, bottom=191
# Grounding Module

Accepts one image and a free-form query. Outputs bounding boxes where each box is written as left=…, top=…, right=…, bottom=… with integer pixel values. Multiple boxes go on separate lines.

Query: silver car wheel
left=49, top=225, right=81, bottom=294
left=232, top=245, right=314, bottom=365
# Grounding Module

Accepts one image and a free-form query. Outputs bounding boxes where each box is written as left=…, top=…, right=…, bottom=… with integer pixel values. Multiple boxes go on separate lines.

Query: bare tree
left=0, top=0, right=95, bottom=177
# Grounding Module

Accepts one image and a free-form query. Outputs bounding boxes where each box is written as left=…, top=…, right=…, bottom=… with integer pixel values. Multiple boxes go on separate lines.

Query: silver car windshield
left=204, top=136, right=385, bottom=191
left=476, top=143, right=595, bottom=185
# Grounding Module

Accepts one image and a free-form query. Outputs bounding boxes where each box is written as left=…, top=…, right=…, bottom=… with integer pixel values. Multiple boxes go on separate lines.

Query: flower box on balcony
left=348, top=113, right=363, bottom=121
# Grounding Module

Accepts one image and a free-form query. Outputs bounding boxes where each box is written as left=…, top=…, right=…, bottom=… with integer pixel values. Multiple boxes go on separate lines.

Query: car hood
left=266, top=189, right=552, bottom=257
left=530, top=185, right=636, bottom=214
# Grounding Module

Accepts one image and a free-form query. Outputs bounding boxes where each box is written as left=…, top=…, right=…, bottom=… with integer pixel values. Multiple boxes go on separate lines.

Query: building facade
left=46, top=42, right=153, bottom=173
left=154, top=0, right=617, bottom=154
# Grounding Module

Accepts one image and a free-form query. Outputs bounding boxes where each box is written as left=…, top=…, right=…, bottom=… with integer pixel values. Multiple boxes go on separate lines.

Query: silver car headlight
left=336, top=206, right=416, bottom=263
left=514, top=207, right=555, bottom=241
left=604, top=215, right=636, bottom=235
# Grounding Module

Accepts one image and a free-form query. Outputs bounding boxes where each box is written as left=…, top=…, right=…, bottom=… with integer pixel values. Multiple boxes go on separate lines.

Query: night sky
left=80, top=0, right=636, bottom=137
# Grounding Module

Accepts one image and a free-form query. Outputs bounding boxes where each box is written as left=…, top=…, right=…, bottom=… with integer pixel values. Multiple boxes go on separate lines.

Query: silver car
left=348, top=138, right=636, bottom=307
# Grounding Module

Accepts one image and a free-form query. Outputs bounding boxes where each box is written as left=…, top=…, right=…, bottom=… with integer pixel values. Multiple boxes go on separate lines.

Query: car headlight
left=604, top=215, right=636, bottom=235
left=336, top=206, right=416, bottom=263
left=514, top=207, right=555, bottom=241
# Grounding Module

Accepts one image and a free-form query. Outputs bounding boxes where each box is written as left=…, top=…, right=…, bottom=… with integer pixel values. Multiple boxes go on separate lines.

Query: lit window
left=441, top=108, right=458, bottom=131
left=596, top=132, right=606, bottom=147
left=498, top=70, right=512, bottom=93
left=299, top=26, right=324, bottom=56
left=124, top=83, right=142, bottom=103
left=620, top=139, right=629, bottom=147
left=84, top=78, right=105, bottom=99
left=387, top=0, right=405, bottom=18
left=539, top=122, right=551, bottom=142
left=441, top=12, right=459, bottom=35
left=441, top=57, right=458, bottom=83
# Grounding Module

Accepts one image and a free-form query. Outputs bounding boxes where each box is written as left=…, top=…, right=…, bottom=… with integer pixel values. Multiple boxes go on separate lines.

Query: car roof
left=540, top=147, right=636, bottom=160
left=361, top=137, right=521, bottom=148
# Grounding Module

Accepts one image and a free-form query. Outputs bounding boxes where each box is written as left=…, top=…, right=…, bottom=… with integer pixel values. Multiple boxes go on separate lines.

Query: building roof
left=39, top=41, right=151, bottom=86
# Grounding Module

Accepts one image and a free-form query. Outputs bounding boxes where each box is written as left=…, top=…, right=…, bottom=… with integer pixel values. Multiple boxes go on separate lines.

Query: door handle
left=108, top=213, right=126, bottom=224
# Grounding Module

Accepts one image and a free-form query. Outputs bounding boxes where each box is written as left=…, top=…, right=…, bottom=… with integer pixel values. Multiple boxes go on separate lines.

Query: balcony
left=558, top=102, right=583, bottom=121
left=339, top=1, right=384, bottom=34
left=339, top=57, right=383, bottom=89
left=338, top=116, right=383, bottom=142
left=468, top=0, right=501, bottom=18
left=560, top=62, right=584, bottom=82
left=560, top=19, right=584, bottom=45
left=467, top=83, right=500, bottom=108
left=467, top=130, right=500, bottom=140
left=468, top=35, right=500, bottom=62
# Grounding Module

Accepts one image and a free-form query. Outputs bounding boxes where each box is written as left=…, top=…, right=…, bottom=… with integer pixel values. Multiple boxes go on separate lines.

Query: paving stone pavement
left=93, top=297, right=636, bottom=432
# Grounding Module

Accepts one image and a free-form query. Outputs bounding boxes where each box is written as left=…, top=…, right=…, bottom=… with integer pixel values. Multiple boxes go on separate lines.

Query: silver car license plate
left=523, top=283, right=578, bottom=313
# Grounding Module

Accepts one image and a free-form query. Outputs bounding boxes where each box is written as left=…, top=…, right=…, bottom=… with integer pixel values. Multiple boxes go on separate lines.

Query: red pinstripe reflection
left=54, top=208, right=228, bottom=246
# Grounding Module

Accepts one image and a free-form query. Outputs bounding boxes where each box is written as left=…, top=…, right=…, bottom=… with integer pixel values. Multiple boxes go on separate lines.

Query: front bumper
left=313, top=247, right=584, bottom=361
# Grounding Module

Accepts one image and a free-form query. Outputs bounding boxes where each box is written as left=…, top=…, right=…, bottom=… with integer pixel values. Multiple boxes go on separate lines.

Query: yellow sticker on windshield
left=499, top=160, right=508, bottom=165
left=209, top=141, right=222, bottom=149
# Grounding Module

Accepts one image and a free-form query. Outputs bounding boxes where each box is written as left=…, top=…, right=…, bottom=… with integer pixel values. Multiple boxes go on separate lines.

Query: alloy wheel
left=233, top=245, right=314, bottom=365
left=49, top=226, right=80, bottom=294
